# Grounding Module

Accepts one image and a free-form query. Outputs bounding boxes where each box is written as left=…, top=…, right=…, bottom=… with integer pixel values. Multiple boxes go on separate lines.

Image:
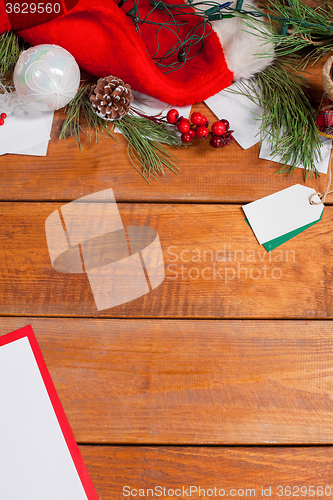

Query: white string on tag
left=309, top=153, right=333, bottom=205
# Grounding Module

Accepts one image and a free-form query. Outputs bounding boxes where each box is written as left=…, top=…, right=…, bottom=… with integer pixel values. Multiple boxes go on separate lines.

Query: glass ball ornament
left=13, top=44, right=80, bottom=112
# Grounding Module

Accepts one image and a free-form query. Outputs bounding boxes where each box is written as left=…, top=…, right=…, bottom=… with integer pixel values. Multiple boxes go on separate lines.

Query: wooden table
left=1, top=66, right=333, bottom=498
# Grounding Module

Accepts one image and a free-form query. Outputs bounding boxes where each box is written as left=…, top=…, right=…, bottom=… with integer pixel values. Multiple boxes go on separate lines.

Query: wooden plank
left=0, top=111, right=327, bottom=204
left=80, top=445, right=333, bottom=500
left=0, top=58, right=328, bottom=204
left=1, top=318, right=333, bottom=444
left=0, top=202, right=332, bottom=318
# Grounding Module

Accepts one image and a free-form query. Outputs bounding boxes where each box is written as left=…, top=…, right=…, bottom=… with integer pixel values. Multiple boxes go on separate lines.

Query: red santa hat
left=0, top=0, right=274, bottom=105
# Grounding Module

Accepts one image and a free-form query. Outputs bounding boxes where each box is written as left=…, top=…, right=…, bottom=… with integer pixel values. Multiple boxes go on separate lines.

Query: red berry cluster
left=210, top=119, right=234, bottom=148
left=166, top=109, right=234, bottom=148
left=0, top=112, right=7, bottom=126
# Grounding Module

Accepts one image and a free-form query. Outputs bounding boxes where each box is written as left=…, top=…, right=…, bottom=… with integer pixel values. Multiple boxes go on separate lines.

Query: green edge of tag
left=245, top=208, right=324, bottom=252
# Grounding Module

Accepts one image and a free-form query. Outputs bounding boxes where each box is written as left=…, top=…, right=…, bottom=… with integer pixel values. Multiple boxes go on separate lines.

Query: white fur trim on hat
left=210, top=0, right=275, bottom=80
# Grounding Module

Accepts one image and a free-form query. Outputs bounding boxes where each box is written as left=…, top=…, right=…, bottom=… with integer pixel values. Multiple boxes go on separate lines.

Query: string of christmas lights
left=118, top=0, right=333, bottom=73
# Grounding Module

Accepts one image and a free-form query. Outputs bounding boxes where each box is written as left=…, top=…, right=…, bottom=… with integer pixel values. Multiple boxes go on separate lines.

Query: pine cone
left=90, top=76, right=134, bottom=121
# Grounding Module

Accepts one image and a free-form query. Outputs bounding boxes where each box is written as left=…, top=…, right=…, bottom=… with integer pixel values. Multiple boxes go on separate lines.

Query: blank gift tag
left=245, top=210, right=323, bottom=252
left=243, top=184, right=324, bottom=245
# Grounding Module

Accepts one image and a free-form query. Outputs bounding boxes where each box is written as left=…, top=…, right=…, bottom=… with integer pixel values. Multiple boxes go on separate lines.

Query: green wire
left=120, top=0, right=333, bottom=72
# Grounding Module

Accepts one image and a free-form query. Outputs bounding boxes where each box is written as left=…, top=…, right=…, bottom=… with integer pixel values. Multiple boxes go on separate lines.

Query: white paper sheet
left=13, top=141, right=50, bottom=156
left=0, top=93, right=54, bottom=156
left=259, top=134, right=332, bottom=174
left=204, top=81, right=262, bottom=150
left=131, top=90, right=191, bottom=118
left=0, top=336, right=88, bottom=500
left=242, top=184, right=324, bottom=244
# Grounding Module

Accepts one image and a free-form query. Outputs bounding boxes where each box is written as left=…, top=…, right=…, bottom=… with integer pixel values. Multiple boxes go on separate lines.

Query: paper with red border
left=0, top=325, right=99, bottom=500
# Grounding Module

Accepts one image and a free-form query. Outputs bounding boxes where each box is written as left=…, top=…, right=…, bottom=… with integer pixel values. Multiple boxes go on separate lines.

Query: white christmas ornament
left=13, top=44, right=80, bottom=112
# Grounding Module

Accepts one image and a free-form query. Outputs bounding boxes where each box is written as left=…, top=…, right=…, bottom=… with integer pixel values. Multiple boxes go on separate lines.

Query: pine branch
left=116, top=113, right=181, bottom=183
left=0, top=31, right=30, bottom=77
left=233, top=60, right=322, bottom=177
left=257, top=0, right=333, bottom=67
left=59, top=83, right=117, bottom=148
left=228, top=0, right=330, bottom=176
left=59, top=82, right=182, bottom=183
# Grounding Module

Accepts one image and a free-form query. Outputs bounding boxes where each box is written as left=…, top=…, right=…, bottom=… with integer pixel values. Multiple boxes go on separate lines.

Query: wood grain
left=0, top=202, right=332, bottom=318
left=80, top=445, right=333, bottom=500
left=0, top=22, right=331, bottom=489
left=0, top=67, right=329, bottom=205
left=1, top=318, right=333, bottom=444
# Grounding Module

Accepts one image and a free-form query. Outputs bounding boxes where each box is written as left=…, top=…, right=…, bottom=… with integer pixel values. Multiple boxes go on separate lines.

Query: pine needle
left=116, top=113, right=182, bottom=183
left=59, top=83, right=117, bottom=149
left=0, top=31, right=29, bottom=76
left=255, top=0, right=333, bottom=68
left=232, top=59, right=322, bottom=177
left=227, top=0, right=330, bottom=177
left=59, top=82, right=182, bottom=182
